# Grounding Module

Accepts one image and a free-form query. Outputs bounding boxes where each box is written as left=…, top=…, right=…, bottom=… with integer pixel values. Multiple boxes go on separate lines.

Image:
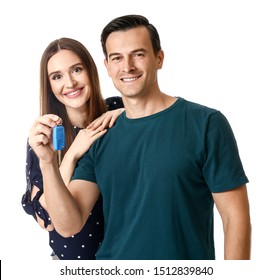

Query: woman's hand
left=59, top=126, right=107, bottom=185
left=87, top=108, right=125, bottom=130
left=66, top=126, right=107, bottom=161
left=29, top=114, right=62, bottom=163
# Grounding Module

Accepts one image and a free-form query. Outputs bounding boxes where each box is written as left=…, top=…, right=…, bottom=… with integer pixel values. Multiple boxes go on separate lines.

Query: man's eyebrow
left=108, top=52, right=121, bottom=59
left=108, top=48, right=147, bottom=59
left=132, top=48, right=147, bottom=53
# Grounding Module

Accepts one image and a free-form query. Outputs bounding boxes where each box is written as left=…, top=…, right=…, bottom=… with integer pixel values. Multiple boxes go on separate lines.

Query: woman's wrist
left=62, top=148, right=79, bottom=164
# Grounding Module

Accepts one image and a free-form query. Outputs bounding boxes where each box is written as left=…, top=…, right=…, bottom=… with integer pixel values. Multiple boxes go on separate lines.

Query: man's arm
left=212, top=184, right=251, bottom=259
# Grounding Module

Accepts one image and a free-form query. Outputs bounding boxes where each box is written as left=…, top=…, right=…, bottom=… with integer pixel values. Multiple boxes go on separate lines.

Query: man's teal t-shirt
left=72, top=97, right=248, bottom=260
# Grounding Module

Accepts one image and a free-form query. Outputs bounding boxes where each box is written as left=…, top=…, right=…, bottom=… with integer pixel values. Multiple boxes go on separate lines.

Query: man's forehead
left=106, top=27, right=151, bottom=53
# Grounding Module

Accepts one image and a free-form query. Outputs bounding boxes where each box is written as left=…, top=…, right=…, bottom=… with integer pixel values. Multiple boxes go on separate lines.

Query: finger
left=108, top=115, right=119, bottom=128
left=33, top=123, right=52, bottom=138
left=85, top=126, right=103, bottom=136
left=87, top=116, right=103, bottom=130
left=84, top=126, right=107, bottom=137
left=100, top=116, right=112, bottom=130
left=90, top=129, right=107, bottom=141
left=35, top=114, right=62, bottom=128
left=29, top=134, right=50, bottom=149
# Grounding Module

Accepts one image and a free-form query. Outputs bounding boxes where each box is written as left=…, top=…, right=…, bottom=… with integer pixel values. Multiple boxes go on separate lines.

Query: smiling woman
left=21, top=37, right=124, bottom=260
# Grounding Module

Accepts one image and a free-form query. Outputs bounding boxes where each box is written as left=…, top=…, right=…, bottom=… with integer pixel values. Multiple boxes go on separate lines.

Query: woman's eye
left=73, top=67, right=82, bottom=73
left=52, top=74, right=61, bottom=80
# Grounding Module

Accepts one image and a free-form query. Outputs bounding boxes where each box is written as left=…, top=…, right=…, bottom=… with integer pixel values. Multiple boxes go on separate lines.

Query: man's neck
left=122, top=92, right=177, bottom=119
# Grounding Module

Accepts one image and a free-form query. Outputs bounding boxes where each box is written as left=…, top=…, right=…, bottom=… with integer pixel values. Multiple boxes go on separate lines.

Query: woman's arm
left=30, top=185, right=54, bottom=231
left=29, top=114, right=100, bottom=237
left=22, top=141, right=54, bottom=230
left=30, top=119, right=107, bottom=230
left=25, top=109, right=123, bottom=231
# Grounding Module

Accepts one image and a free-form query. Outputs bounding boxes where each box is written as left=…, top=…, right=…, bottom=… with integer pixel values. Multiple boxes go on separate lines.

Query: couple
left=22, top=14, right=251, bottom=260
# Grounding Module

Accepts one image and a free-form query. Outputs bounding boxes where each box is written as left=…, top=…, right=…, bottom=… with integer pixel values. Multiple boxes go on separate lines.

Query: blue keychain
left=52, top=125, right=65, bottom=165
left=53, top=125, right=65, bottom=150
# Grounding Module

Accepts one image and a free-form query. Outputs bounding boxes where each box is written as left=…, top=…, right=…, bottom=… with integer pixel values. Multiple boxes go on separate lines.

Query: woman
left=21, top=37, right=124, bottom=260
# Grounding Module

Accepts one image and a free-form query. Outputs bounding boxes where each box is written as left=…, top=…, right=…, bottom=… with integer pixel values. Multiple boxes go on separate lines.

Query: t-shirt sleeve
left=202, top=111, right=249, bottom=192
left=72, top=147, right=97, bottom=183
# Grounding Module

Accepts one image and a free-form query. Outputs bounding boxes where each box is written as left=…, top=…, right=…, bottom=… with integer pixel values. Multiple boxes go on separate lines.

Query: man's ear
left=104, top=58, right=108, bottom=67
left=157, top=50, right=164, bottom=69
left=104, top=58, right=111, bottom=77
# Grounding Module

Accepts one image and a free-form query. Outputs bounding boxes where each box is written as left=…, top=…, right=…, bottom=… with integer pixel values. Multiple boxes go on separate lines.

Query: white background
left=0, top=0, right=271, bottom=279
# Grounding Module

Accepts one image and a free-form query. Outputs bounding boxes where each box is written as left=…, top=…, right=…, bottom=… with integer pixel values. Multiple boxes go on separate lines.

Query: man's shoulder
left=177, top=97, right=219, bottom=118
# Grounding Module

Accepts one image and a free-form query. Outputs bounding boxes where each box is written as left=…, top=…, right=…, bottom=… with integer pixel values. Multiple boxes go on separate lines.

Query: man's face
left=104, top=26, right=163, bottom=100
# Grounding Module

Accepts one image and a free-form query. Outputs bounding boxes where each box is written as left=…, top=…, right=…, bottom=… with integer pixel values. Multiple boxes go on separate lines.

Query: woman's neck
left=66, top=106, right=89, bottom=128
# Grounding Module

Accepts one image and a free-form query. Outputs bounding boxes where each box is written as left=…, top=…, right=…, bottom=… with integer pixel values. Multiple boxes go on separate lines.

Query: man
left=30, top=15, right=251, bottom=260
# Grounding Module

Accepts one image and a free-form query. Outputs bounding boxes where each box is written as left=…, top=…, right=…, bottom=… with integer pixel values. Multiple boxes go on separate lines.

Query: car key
left=52, top=125, right=65, bottom=165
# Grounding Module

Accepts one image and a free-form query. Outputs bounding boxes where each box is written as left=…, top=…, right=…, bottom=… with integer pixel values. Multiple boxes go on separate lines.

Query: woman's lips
left=63, top=89, right=82, bottom=98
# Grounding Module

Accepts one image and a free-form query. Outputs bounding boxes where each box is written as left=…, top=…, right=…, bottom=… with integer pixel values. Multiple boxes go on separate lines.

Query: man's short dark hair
left=101, top=14, right=162, bottom=59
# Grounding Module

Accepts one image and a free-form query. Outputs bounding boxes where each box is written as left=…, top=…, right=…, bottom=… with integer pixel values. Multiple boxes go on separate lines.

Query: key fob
left=52, top=125, right=65, bottom=150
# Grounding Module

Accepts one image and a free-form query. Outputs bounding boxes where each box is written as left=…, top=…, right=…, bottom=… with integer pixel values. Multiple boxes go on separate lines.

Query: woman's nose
left=66, top=75, right=77, bottom=87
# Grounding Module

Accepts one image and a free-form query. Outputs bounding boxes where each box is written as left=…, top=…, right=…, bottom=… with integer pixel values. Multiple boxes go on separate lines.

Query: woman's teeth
left=67, top=89, right=80, bottom=96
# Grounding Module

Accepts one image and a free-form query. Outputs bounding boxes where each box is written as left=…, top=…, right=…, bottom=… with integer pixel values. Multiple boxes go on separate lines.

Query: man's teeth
left=123, top=77, right=138, bottom=82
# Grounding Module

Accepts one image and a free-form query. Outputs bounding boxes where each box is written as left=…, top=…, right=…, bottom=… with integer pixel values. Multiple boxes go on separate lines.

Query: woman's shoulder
left=105, top=96, right=124, bottom=110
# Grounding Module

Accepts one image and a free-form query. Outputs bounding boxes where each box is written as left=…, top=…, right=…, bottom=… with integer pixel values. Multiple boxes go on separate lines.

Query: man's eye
left=135, top=52, right=144, bottom=57
left=111, top=56, right=121, bottom=62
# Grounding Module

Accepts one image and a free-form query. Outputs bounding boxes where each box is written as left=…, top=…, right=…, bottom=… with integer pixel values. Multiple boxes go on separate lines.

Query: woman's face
left=47, top=49, right=91, bottom=111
